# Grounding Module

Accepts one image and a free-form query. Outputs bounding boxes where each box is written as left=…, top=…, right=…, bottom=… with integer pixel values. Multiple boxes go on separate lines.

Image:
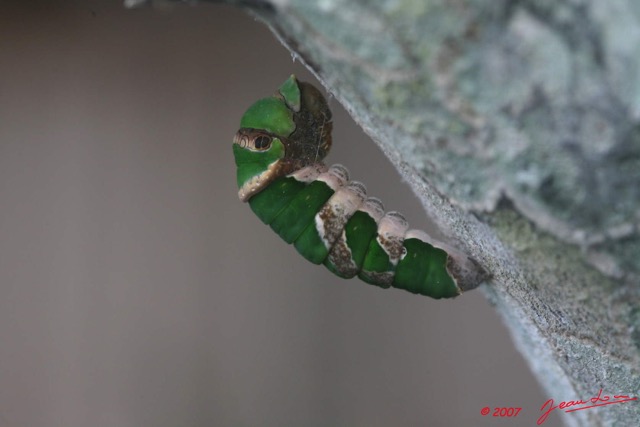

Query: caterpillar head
left=233, top=75, right=333, bottom=202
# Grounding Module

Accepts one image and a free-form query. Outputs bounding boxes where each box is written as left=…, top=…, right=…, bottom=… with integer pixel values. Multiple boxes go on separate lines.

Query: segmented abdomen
left=248, top=163, right=460, bottom=299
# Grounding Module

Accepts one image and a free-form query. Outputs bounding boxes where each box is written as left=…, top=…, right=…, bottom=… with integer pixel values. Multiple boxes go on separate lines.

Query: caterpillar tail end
left=442, top=244, right=490, bottom=293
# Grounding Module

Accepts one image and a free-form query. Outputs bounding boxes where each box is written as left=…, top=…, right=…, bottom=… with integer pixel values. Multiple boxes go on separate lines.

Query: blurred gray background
left=0, top=1, right=562, bottom=426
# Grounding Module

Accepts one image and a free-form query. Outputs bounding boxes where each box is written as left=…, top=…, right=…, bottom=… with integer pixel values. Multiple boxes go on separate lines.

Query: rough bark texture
left=133, top=1, right=640, bottom=425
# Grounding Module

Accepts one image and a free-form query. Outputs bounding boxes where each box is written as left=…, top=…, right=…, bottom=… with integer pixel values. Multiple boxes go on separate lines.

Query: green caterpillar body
left=233, top=75, right=486, bottom=299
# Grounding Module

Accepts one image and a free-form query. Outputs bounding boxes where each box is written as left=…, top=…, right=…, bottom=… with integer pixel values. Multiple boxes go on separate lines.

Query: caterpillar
left=232, top=75, right=487, bottom=299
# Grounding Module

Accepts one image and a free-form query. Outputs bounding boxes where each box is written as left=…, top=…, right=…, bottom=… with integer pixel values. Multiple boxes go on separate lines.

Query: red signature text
left=537, top=389, right=638, bottom=425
